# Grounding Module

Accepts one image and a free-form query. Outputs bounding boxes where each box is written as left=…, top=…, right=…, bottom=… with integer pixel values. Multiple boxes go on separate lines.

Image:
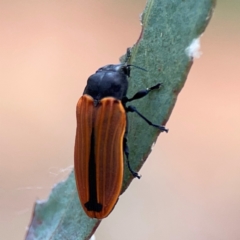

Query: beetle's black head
left=83, top=64, right=130, bottom=101
left=97, top=64, right=131, bottom=77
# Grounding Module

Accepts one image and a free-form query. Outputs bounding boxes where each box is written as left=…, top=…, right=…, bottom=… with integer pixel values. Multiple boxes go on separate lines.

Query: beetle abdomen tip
left=84, top=201, right=103, bottom=212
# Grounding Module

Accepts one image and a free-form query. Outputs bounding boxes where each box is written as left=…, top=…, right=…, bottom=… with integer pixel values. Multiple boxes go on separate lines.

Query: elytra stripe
left=74, top=95, right=94, bottom=211
left=94, top=98, right=126, bottom=218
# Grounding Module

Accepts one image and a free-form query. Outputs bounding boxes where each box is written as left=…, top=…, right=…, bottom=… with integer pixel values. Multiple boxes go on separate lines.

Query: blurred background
left=1, top=0, right=240, bottom=239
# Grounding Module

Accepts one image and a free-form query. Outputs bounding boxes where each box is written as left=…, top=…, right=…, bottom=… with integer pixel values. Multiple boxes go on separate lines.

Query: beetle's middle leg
left=126, top=105, right=168, bottom=132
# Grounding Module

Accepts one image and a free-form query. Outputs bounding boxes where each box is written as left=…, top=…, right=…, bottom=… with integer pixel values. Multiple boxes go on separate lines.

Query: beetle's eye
left=122, top=66, right=130, bottom=77
left=122, top=66, right=130, bottom=75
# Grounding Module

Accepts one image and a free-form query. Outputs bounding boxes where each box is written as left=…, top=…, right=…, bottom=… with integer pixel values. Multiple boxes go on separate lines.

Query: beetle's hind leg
left=123, top=134, right=141, bottom=179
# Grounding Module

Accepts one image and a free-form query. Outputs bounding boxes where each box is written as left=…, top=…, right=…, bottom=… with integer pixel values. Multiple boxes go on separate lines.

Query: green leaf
left=121, top=0, right=216, bottom=189
left=26, top=0, right=215, bottom=239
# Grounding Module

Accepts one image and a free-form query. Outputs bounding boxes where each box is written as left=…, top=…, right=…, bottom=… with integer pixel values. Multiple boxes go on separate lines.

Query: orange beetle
left=74, top=64, right=167, bottom=219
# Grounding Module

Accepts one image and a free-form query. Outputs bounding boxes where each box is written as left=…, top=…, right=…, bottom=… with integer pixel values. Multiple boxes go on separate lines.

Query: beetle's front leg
left=124, top=83, right=162, bottom=103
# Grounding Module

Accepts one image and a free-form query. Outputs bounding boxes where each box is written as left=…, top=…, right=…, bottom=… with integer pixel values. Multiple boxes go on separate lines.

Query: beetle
left=74, top=63, right=168, bottom=219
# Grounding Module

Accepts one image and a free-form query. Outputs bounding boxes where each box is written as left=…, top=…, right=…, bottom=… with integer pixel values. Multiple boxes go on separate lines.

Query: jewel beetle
left=74, top=63, right=168, bottom=219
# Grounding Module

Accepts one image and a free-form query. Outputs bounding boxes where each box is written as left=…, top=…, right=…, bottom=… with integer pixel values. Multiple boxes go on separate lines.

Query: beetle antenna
left=124, top=48, right=132, bottom=64
left=123, top=48, right=147, bottom=72
left=127, top=64, right=147, bottom=72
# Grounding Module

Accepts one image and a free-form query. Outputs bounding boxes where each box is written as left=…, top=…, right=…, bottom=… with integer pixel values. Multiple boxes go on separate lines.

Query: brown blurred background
left=1, top=0, right=240, bottom=239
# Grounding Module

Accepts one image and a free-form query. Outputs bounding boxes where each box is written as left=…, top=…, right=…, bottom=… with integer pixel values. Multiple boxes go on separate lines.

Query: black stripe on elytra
left=84, top=127, right=103, bottom=212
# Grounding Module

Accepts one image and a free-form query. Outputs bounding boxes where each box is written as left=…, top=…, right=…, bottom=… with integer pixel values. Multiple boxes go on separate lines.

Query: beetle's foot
left=127, top=160, right=141, bottom=179
left=159, top=125, right=168, bottom=133
left=131, top=171, right=141, bottom=179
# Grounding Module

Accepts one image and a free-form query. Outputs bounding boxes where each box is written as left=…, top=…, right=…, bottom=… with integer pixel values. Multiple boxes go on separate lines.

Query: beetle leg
left=125, top=83, right=162, bottom=102
left=123, top=131, right=141, bottom=179
left=126, top=105, right=168, bottom=132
